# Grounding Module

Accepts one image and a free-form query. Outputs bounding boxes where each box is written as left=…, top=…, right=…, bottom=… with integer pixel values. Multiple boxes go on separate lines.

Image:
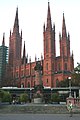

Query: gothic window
left=46, top=38, right=49, bottom=53
left=62, top=47, right=64, bottom=56
left=46, top=63, right=48, bottom=70
left=28, top=82, right=30, bottom=88
left=52, top=63, right=54, bottom=71
left=16, top=71, right=19, bottom=78
left=65, top=63, right=67, bottom=70
left=47, top=79, right=48, bottom=83
left=31, top=68, right=34, bottom=74
left=21, top=83, right=24, bottom=88
left=34, top=81, right=35, bottom=86
left=56, top=79, right=59, bottom=87
left=58, top=63, right=61, bottom=71
left=26, top=69, right=29, bottom=76
left=21, top=70, right=24, bottom=77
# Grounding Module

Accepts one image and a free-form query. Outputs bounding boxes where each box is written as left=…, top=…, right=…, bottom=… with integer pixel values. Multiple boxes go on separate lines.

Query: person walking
left=67, top=101, right=73, bottom=117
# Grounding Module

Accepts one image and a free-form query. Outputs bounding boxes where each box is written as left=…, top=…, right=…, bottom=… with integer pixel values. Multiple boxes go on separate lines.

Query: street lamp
left=68, top=77, right=72, bottom=97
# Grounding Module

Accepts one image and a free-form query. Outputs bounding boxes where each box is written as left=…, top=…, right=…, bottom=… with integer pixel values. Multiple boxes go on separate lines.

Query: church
left=5, top=2, right=74, bottom=88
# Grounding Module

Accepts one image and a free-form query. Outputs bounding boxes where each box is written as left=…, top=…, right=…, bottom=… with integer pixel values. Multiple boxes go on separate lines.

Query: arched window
left=47, top=79, right=48, bottom=83
left=28, top=82, right=30, bottom=88
left=21, top=83, right=24, bottom=88
left=56, top=79, right=59, bottom=87
left=52, top=63, right=54, bottom=71
left=46, top=38, right=49, bottom=53
left=58, top=63, right=61, bottom=71
left=46, top=63, right=48, bottom=70
left=65, top=63, right=67, bottom=70
left=34, top=81, right=35, bottom=87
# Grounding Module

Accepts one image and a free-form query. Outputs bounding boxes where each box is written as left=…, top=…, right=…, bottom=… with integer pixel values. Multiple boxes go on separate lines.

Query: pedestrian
left=67, top=101, right=73, bottom=117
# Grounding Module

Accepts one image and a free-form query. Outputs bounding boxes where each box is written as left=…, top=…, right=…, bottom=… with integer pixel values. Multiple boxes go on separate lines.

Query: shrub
left=0, top=90, right=12, bottom=103
left=51, top=93, right=60, bottom=103
left=19, top=93, right=28, bottom=103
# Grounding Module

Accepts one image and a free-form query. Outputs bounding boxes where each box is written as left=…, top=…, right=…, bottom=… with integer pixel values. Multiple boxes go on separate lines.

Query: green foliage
left=74, top=62, right=80, bottom=73
left=51, top=93, right=60, bottom=102
left=19, top=93, right=28, bottom=103
left=57, top=79, right=69, bottom=87
left=0, top=90, right=12, bottom=102
left=71, top=62, right=80, bottom=86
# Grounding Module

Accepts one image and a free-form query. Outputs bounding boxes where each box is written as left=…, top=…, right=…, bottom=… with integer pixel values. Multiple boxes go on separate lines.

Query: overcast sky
left=0, top=0, right=80, bottom=67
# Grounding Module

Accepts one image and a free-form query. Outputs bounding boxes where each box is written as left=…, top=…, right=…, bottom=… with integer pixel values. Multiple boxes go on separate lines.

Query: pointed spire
left=68, top=32, right=70, bottom=41
left=10, top=29, right=11, bottom=37
left=47, top=1, right=51, bottom=19
left=43, top=23, right=45, bottom=32
left=2, top=33, right=5, bottom=46
left=53, top=23, right=55, bottom=31
left=41, top=53, right=43, bottom=60
left=14, top=7, right=19, bottom=29
left=72, top=50, right=73, bottom=57
left=27, top=53, right=28, bottom=63
left=35, top=54, right=37, bottom=61
left=27, top=53, right=28, bottom=59
left=59, top=32, right=61, bottom=41
left=21, top=29, right=22, bottom=39
left=29, top=56, right=31, bottom=63
left=22, top=41, right=27, bottom=64
left=23, top=41, right=26, bottom=58
left=62, top=12, right=67, bottom=39
left=46, top=1, right=52, bottom=31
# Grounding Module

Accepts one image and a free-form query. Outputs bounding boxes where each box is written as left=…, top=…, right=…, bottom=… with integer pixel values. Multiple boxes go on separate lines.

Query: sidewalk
left=0, top=103, right=80, bottom=114
left=73, top=106, right=80, bottom=113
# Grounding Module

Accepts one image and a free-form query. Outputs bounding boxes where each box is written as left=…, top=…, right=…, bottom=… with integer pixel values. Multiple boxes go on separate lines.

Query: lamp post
left=30, top=88, right=32, bottom=102
left=68, top=77, right=72, bottom=97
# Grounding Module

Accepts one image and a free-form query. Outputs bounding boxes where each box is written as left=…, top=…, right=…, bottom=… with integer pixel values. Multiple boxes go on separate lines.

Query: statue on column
left=33, top=60, right=43, bottom=102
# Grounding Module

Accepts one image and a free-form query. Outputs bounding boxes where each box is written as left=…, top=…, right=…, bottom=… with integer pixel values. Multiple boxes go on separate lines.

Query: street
left=0, top=114, right=80, bottom=120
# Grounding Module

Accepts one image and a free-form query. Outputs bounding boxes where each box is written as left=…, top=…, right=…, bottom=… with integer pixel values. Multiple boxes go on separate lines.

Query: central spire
left=62, top=13, right=67, bottom=39
left=46, top=1, right=52, bottom=31
left=14, top=7, right=19, bottom=29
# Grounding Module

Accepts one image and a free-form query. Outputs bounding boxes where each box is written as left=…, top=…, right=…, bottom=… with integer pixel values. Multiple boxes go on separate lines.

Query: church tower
left=59, top=13, right=74, bottom=72
left=8, top=7, right=22, bottom=67
left=59, top=13, right=70, bottom=57
left=43, top=2, right=56, bottom=87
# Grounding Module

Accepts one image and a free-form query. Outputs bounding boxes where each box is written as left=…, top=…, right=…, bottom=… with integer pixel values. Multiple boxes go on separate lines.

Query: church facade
left=7, top=2, right=74, bottom=88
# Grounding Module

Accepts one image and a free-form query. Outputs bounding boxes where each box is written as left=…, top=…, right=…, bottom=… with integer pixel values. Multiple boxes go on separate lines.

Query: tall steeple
left=46, top=1, right=52, bottom=31
left=14, top=7, right=19, bottom=27
left=43, top=2, right=56, bottom=87
left=43, top=1, right=56, bottom=58
left=9, top=7, right=22, bottom=67
left=13, top=7, right=19, bottom=33
left=60, top=13, right=70, bottom=57
left=62, top=13, right=67, bottom=39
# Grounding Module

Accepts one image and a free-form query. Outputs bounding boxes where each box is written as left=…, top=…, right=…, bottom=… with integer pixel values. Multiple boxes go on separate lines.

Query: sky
left=0, top=0, right=80, bottom=67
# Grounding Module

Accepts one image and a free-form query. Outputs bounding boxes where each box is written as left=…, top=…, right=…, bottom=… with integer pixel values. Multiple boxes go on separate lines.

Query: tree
left=0, top=90, right=12, bottom=103
left=19, top=93, right=28, bottom=103
left=71, top=62, right=80, bottom=86
left=57, top=79, right=69, bottom=87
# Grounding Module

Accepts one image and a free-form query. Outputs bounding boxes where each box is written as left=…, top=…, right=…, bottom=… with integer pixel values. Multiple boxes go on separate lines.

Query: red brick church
left=7, top=2, right=74, bottom=88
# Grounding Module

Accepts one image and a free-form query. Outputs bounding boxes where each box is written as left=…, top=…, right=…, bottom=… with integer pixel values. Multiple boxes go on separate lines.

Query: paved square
left=0, top=114, right=80, bottom=120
